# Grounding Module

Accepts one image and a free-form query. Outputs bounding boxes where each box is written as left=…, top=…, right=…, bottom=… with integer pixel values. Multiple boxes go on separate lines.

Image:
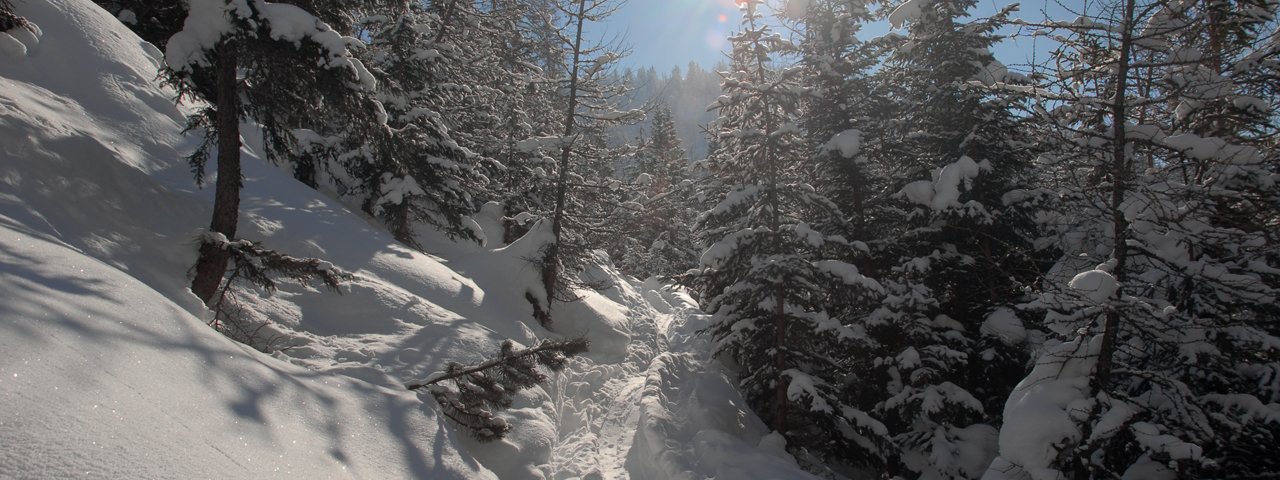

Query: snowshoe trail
left=544, top=282, right=673, bottom=480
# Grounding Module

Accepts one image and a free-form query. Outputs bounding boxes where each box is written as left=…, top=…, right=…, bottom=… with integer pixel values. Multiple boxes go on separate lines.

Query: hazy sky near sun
left=599, top=0, right=743, bottom=71
left=599, top=0, right=1068, bottom=72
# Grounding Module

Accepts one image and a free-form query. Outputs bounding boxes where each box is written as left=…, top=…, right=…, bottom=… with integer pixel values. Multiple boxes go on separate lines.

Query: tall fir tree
left=853, top=0, right=1045, bottom=477
left=352, top=1, right=488, bottom=247
left=691, top=1, right=890, bottom=470
left=162, top=0, right=379, bottom=304
left=614, top=105, right=697, bottom=280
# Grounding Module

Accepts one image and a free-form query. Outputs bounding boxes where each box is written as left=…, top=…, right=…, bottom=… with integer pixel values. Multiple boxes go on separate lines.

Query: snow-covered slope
left=0, top=218, right=488, bottom=479
left=0, top=1, right=816, bottom=478
left=0, top=1, right=490, bottom=477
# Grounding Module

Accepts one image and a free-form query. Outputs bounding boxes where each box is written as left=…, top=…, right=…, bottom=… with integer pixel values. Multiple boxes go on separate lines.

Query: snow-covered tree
left=690, top=1, right=889, bottom=469
left=352, top=2, right=489, bottom=247
left=407, top=338, right=589, bottom=441
left=163, top=0, right=378, bottom=304
left=614, top=105, right=697, bottom=280
left=518, top=0, right=642, bottom=326
left=987, top=0, right=1280, bottom=477
left=847, top=0, right=1045, bottom=477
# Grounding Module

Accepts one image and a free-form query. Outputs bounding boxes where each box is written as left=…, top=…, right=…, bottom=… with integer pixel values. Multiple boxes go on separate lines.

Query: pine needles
left=407, top=338, right=590, bottom=441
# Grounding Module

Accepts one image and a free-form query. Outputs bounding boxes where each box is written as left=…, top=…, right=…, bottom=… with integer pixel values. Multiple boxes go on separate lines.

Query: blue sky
left=599, top=0, right=742, bottom=71
left=601, top=0, right=1069, bottom=72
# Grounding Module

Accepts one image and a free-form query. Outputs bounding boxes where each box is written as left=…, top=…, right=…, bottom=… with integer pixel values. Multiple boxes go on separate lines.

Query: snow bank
left=0, top=219, right=489, bottom=479
left=631, top=351, right=820, bottom=480
left=0, top=12, right=41, bottom=58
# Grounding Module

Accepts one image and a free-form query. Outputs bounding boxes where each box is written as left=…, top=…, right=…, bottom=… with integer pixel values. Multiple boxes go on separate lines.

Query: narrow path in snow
left=543, top=285, right=674, bottom=480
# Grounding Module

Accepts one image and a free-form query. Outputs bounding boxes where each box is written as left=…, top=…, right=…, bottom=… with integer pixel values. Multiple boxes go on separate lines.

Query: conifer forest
left=0, top=0, right=1277, bottom=478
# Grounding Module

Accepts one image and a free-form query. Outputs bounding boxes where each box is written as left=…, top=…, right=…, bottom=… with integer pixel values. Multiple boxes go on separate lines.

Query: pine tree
left=407, top=338, right=589, bottom=441
left=163, top=0, right=379, bottom=305
left=353, top=2, right=488, bottom=247
left=615, top=106, right=697, bottom=279
left=690, top=1, right=889, bottom=469
left=987, top=0, right=1280, bottom=477
left=848, top=0, right=1044, bottom=477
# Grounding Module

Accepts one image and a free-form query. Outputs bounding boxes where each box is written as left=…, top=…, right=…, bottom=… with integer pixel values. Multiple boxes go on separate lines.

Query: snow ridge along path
left=542, top=276, right=820, bottom=480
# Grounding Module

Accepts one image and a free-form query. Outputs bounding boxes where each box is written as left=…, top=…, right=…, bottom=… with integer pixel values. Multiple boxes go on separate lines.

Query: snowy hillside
left=0, top=1, right=812, bottom=478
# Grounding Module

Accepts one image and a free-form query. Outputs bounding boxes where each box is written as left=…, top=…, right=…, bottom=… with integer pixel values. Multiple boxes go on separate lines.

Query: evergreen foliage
left=73, top=0, right=1280, bottom=474
left=690, top=1, right=890, bottom=468
left=355, top=2, right=488, bottom=247
left=160, top=0, right=378, bottom=305
left=519, top=0, right=642, bottom=326
left=986, top=0, right=1280, bottom=477
left=407, top=338, right=590, bottom=441
left=850, top=0, right=1045, bottom=477
left=614, top=106, right=698, bottom=279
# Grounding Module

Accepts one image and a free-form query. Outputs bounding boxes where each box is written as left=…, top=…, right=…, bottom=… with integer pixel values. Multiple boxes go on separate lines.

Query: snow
left=980, top=308, right=1027, bottom=345
left=166, top=0, right=375, bottom=90
left=889, top=0, right=933, bottom=29
left=0, top=222, right=489, bottom=479
left=984, top=337, right=1101, bottom=480
left=781, top=0, right=812, bottom=19
left=785, top=369, right=834, bottom=413
left=1130, top=422, right=1202, bottom=461
left=164, top=0, right=238, bottom=71
left=0, top=2, right=994, bottom=479
left=823, top=128, right=862, bottom=158
left=630, top=293, right=820, bottom=480
left=815, top=259, right=885, bottom=292
left=1069, top=268, right=1118, bottom=304
left=0, top=16, right=40, bottom=58
left=3, top=2, right=814, bottom=478
left=974, top=60, right=1009, bottom=86
left=900, top=155, right=991, bottom=211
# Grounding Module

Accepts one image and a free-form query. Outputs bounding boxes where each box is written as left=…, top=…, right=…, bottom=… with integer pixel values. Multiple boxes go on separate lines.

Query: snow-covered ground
left=0, top=1, right=813, bottom=478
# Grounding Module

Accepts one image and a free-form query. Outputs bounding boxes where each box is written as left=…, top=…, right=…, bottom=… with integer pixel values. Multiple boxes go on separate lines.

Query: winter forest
left=0, top=0, right=1277, bottom=478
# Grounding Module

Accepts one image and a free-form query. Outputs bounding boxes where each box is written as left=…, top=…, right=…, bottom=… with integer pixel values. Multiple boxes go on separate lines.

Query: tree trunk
left=541, top=0, right=588, bottom=324
left=1093, top=0, right=1135, bottom=392
left=191, top=43, right=242, bottom=305
left=772, top=286, right=788, bottom=434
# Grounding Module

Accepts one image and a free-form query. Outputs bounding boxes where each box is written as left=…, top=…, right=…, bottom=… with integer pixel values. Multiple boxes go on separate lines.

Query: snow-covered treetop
left=166, top=0, right=374, bottom=89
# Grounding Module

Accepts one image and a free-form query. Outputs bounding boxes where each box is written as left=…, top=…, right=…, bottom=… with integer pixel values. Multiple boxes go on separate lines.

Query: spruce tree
left=615, top=105, right=697, bottom=280
left=163, top=0, right=379, bottom=304
left=855, top=0, right=1044, bottom=476
left=690, top=1, right=889, bottom=469
left=354, top=2, right=488, bottom=247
